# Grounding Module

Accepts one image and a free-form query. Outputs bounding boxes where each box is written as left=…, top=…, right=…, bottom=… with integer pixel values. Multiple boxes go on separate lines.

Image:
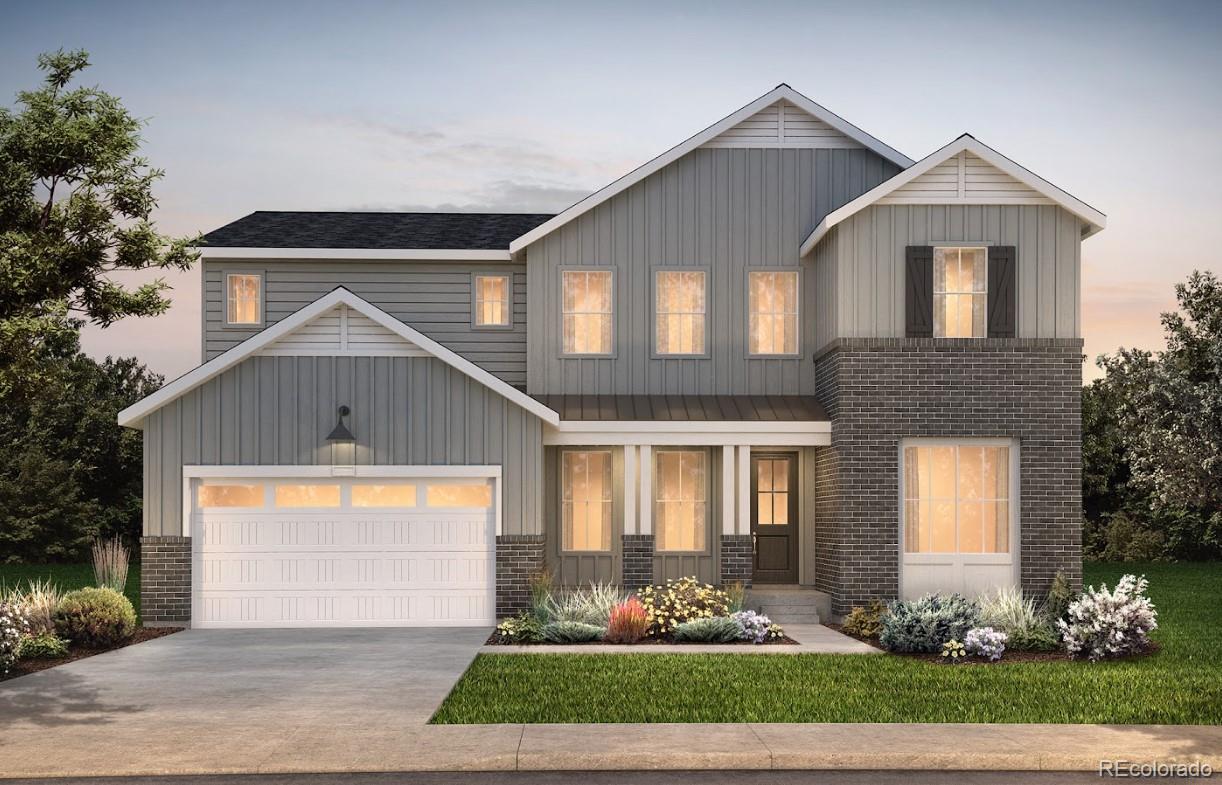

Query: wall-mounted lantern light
left=326, top=405, right=355, bottom=443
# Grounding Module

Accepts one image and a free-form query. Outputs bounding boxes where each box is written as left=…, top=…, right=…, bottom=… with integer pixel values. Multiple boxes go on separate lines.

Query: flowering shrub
left=964, top=627, right=1008, bottom=661
left=842, top=599, right=887, bottom=639
left=1058, top=574, right=1158, bottom=661
left=496, top=612, right=544, bottom=643
left=941, top=639, right=966, bottom=663
left=732, top=610, right=784, bottom=644
left=879, top=594, right=980, bottom=653
left=672, top=616, right=742, bottom=643
left=0, top=601, right=27, bottom=673
left=605, top=597, right=649, bottom=643
left=637, top=577, right=730, bottom=636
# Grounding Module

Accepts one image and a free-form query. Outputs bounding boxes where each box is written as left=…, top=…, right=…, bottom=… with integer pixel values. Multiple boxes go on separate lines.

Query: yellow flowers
left=635, top=577, right=731, bottom=637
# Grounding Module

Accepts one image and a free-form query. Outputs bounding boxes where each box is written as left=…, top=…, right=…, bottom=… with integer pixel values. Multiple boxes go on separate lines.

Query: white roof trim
left=200, top=247, right=512, bottom=261
left=544, top=419, right=830, bottom=447
left=117, top=288, right=559, bottom=428
left=799, top=135, right=1107, bottom=257
left=508, top=85, right=914, bottom=254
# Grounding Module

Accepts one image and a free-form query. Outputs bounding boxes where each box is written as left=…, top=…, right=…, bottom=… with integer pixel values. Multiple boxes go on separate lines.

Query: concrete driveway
left=0, top=627, right=516, bottom=778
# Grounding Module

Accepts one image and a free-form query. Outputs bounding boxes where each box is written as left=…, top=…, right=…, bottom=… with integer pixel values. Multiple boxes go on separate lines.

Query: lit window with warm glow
left=226, top=273, right=262, bottom=325
left=274, top=484, right=341, bottom=508
left=655, top=450, right=707, bottom=552
left=748, top=271, right=798, bottom=355
left=934, top=247, right=987, bottom=338
left=351, top=484, right=417, bottom=508
left=562, top=270, right=613, bottom=354
left=561, top=451, right=612, bottom=552
left=655, top=270, right=706, bottom=355
left=198, top=484, right=265, bottom=508
left=903, top=444, right=1010, bottom=554
left=474, top=274, right=511, bottom=327
left=426, top=484, right=493, bottom=508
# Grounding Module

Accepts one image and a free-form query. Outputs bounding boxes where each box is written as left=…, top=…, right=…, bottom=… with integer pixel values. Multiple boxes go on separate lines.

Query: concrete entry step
left=744, top=585, right=832, bottom=625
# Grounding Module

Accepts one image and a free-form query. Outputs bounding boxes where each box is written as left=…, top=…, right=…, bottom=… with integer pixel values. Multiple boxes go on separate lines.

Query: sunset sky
left=3, top=0, right=1219, bottom=382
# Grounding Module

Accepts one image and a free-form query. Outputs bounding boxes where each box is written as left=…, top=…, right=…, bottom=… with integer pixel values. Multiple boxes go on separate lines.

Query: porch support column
left=623, top=445, right=637, bottom=535
left=736, top=445, right=751, bottom=535
left=721, top=445, right=737, bottom=535
left=638, top=445, right=652, bottom=535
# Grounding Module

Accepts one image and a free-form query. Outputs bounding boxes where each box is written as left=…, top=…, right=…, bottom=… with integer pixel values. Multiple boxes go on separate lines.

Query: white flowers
left=964, top=627, right=1009, bottom=661
left=1058, top=574, right=1158, bottom=661
left=0, top=601, right=29, bottom=674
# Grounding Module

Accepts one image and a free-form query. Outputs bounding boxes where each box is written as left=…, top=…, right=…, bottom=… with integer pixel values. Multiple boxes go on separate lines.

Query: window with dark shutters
left=986, top=246, right=1017, bottom=338
left=905, top=246, right=934, bottom=337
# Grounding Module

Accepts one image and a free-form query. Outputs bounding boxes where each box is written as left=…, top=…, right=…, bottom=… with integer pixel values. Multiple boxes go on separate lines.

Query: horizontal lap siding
left=141, top=355, right=543, bottom=538
left=833, top=204, right=1082, bottom=342
left=204, top=262, right=527, bottom=385
left=525, top=148, right=901, bottom=395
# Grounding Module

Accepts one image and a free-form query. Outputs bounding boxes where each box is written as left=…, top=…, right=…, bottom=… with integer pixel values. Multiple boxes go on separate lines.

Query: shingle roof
left=202, top=211, right=556, bottom=250
left=531, top=395, right=828, bottom=422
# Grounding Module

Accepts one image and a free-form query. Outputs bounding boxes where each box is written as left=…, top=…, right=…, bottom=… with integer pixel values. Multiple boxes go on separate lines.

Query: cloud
left=346, top=179, right=592, bottom=213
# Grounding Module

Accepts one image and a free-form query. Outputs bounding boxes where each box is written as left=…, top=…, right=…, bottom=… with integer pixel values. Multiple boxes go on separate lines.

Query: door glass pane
left=756, top=458, right=791, bottom=527
left=772, top=493, right=788, bottom=525
left=275, top=484, right=341, bottom=508
left=199, top=484, right=264, bottom=508
left=426, top=484, right=492, bottom=508
left=351, top=484, right=417, bottom=508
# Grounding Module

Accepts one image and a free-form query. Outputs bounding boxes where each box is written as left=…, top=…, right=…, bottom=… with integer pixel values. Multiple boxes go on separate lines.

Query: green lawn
left=0, top=563, right=142, bottom=620
left=432, top=562, right=1222, bottom=725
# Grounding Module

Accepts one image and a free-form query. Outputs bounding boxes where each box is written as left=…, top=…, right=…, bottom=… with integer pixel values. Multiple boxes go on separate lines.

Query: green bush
left=1005, top=624, right=1061, bottom=652
left=53, top=587, right=136, bottom=647
left=495, top=612, right=545, bottom=643
left=879, top=594, right=980, bottom=653
left=1084, top=514, right=1167, bottom=563
left=17, top=631, right=68, bottom=659
left=542, top=583, right=625, bottom=626
left=672, top=616, right=742, bottom=643
left=1044, top=571, right=1076, bottom=623
left=541, top=621, right=605, bottom=643
left=842, top=599, right=887, bottom=638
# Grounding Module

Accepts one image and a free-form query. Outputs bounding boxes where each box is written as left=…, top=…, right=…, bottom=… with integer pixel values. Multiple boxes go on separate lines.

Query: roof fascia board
left=509, top=86, right=913, bottom=254
left=118, top=288, right=559, bottom=428
left=200, top=247, right=512, bottom=261
left=798, top=136, right=1106, bottom=257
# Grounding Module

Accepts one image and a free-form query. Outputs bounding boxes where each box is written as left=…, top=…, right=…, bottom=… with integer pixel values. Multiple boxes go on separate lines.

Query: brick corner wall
left=621, top=534, right=655, bottom=588
left=140, top=535, right=191, bottom=626
left=496, top=534, right=545, bottom=618
left=718, top=535, right=753, bottom=587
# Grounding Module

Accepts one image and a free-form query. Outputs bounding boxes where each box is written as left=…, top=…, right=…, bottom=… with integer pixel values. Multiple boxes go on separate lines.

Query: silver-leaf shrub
left=1057, top=574, right=1157, bottom=661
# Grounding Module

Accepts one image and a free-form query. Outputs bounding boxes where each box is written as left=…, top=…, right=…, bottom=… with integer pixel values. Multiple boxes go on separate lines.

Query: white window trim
left=559, top=267, right=616, bottom=357
left=224, top=271, right=264, bottom=328
left=745, top=268, right=801, bottom=357
left=471, top=272, right=514, bottom=330
left=651, top=267, right=710, bottom=359
left=897, top=438, right=1020, bottom=574
left=653, top=447, right=711, bottom=555
left=559, top=448, right=614, bottom=554
left=932, top=247, right=988, bottom=339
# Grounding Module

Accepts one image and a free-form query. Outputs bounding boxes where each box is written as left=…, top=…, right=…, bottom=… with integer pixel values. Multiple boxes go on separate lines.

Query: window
left=655, top=270, right=706, bottom=355
left=275, top=484, right=341, bottom=508
left=561, top=451, right=612, bottom=552
left=198, top=484, right=264, bottom=508
left=351, top=484, right=417, bottom=508
left=748, top=271, right=798, bottom=355
left=562, top=270, right=613, bottom=354
left=426, top=484, right=493, bottom=508
left=934, top=247, right=987, bottom=338
left=903, top=443, right=1011, bottom=554
left=226, top=273, right=262, bottom=325
left=474, top=274, right=511, bottom=327
left=655, top=450, right=707, bottom=552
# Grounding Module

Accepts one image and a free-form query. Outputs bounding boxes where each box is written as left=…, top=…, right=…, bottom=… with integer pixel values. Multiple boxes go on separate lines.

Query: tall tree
left=0, top=48, right=198, bottom=398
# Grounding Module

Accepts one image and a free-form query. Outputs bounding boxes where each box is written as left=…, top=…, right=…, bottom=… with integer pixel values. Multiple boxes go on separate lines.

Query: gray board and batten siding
left=203, top=261, right=528, bottom=387
left=141, top=354, right=543, bottom=538
left=523, top=147, right=902, bottom=396
left=812, top=204, right=1083, bottom=352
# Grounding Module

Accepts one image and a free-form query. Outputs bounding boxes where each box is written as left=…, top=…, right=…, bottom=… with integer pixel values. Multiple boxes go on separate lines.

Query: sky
left=3, top=0, right=1220, bottom=382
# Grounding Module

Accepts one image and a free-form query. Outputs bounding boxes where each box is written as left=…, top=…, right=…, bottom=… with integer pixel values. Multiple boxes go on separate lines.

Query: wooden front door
left=751, top=453, right=799, bottom=584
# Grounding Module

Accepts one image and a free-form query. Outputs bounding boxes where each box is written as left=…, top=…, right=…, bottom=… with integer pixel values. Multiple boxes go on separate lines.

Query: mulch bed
left=1, top=626, right=181, bottom=683
left=826, top=623, right=1160, bottom=664
left=486, top=632, right=800, bottom=646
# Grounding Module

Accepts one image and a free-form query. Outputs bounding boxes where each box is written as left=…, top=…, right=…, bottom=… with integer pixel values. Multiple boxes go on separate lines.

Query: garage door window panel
left=351, top=483, right=417, bottom=508
left=426, top=484, right=493, bottom=508
left=275, top=484, right=342, bottom=508
left=198, top=484, right=266, bottom=508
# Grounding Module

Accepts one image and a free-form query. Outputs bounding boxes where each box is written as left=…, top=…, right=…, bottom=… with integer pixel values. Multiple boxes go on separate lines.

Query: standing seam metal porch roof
left=530, top=395, right=827, bottom=422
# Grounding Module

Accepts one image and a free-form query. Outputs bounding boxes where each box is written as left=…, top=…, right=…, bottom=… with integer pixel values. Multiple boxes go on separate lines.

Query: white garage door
left=191, top=474, right=496, bottom=628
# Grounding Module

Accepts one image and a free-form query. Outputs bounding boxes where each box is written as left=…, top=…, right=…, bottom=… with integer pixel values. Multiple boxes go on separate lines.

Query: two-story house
left=119, top=85, right=1104, bottom=628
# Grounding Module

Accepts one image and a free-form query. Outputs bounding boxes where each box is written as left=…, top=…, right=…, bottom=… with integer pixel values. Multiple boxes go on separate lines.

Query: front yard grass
left=0, top=563, right=141, bottom=620
left=432, top=562, right=1222, bottom=725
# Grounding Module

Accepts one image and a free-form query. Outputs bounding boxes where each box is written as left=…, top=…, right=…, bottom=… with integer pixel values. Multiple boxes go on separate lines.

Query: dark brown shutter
left=905, top=246, right=934, bottom=337
left=987, top=246, right=1017, bottom=338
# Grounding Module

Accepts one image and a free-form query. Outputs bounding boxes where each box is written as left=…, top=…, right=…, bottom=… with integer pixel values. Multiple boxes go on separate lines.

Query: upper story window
left=748, top=270, right=799, bottom=355
left=934, top=247, right=987, bottom=338
left=226, top=273, right=262, bottom=326
left=562, top=269, right=613, bottom=355
left=474, top=274, right=511, bottom=327
left=655, top=270, right=706, bottom=355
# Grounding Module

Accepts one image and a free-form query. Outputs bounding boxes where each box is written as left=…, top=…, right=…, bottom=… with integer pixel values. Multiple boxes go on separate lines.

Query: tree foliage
left=0, top=48, right=198, bottom=399
left=1085, top=270, right=1222, bottom=560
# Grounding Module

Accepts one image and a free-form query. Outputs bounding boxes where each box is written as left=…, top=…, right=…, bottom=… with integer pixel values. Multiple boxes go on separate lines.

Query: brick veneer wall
left=813, top=338, right=1083, bottom=615
left=622, top=534, right=655, bottom=588
left=140, top=535, right=191, bottom=626
left=719, top=535, right=753, bottom=587
left=496, top=535, right=545, bottom=617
